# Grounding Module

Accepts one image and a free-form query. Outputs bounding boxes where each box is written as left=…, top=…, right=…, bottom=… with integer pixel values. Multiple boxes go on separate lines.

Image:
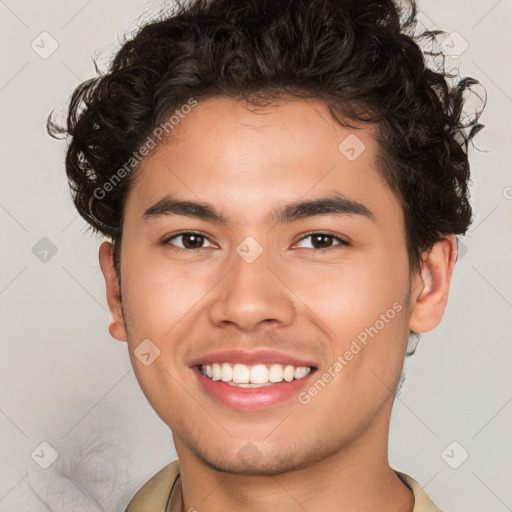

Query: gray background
left=1, top=0, right=511, bottom=510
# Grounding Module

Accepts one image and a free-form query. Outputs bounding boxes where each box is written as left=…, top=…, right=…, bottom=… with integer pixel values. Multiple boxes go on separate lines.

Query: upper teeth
left=200, top=363, right=311, bottom=385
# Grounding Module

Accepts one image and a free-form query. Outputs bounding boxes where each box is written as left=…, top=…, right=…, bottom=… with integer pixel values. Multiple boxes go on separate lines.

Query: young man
left=48, top=0, right=483, bottom=510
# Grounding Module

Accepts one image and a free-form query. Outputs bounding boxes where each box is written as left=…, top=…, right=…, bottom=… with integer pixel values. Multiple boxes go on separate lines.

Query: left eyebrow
left=272, top=192, right=376, bottom=224
left=142, top=192, right=376, bottom=225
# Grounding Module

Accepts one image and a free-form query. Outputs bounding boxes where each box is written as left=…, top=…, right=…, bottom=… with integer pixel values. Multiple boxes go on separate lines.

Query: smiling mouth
left=198, top=362, right=314, bottom=387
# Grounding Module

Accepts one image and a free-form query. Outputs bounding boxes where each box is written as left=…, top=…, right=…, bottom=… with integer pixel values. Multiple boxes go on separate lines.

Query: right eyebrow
left=143, top=195, right=227, bottom=223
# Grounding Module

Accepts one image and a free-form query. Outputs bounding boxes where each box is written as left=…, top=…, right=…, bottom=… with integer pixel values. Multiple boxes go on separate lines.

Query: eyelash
left=161, top=231, right=350, bottom=252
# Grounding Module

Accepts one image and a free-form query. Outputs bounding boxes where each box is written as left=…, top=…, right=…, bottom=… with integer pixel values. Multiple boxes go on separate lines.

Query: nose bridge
left=208, top=239, right=295, bottom=332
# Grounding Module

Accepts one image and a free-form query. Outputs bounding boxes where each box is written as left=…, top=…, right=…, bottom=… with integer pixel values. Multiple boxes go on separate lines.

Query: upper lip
left=188, top=349, right=318, bottom=368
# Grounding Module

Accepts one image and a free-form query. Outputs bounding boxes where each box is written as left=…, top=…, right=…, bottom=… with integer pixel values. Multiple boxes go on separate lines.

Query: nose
left=208, top=246, right=296, bottom=333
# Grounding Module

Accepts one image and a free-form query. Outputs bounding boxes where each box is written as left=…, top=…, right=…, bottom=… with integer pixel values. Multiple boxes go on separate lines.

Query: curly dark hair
left=47, top=0, right=484, bottom=278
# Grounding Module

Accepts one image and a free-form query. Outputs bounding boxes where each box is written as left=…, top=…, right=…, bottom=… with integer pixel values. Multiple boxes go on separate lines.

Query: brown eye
left=181, top=233, right=205, bottom=249
left=295, top=233, right=349, bottom=250
left=165, top=232, right=215, bottom=250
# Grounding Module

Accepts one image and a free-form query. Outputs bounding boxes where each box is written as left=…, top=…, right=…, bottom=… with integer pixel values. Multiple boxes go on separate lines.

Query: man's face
left=113, top=97, right=415, bottom=474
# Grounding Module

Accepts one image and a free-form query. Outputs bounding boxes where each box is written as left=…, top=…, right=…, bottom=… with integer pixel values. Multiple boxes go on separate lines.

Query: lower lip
left=192, top=366, right=316, bottom=411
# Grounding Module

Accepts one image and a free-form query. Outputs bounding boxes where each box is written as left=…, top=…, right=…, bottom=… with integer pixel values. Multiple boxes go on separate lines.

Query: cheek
left=121, top=253, right=215, bottom=340
left=294, top=245, right=411, bottom=404
left=296, top=252, right=409, bottom=341
left=295, top=264, right=410, bottom=431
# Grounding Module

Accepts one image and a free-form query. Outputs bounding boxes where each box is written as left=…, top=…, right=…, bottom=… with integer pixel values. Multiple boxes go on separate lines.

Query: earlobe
left=408, top=234, right=458, bottom=334
left=98, top=240, right=128, bottom=342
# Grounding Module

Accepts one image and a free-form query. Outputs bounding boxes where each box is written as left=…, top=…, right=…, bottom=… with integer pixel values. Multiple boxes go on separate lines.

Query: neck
left=170, top=411, right=414, bottom=512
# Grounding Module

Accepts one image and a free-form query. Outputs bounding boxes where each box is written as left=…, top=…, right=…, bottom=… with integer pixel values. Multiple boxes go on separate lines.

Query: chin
left=190, top=440, right=329, bottom=476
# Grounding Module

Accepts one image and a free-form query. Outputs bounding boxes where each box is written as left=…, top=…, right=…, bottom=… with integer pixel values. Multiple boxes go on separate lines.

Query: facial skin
left=99, top=97, right=457, bottom=512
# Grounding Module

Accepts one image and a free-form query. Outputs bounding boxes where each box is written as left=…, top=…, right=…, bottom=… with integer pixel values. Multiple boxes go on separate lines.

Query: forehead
left=124, top=96, right=400, bottom=227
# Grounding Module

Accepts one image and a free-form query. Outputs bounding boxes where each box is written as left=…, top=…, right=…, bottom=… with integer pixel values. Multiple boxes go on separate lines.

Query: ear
left=98, top=240, right=128, bottom=342
left=408, top=234, right=458, bottom=334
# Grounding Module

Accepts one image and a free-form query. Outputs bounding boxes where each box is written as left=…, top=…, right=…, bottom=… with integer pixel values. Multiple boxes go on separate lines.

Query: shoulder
left=124, top=460, right=180, bottom=512
left=395, top=471, right=443, bottom=512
